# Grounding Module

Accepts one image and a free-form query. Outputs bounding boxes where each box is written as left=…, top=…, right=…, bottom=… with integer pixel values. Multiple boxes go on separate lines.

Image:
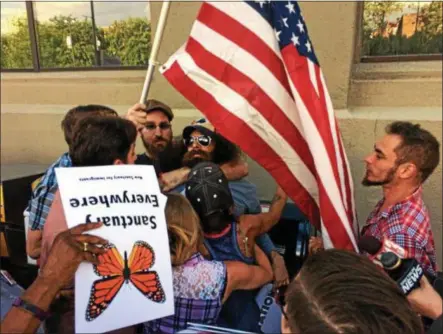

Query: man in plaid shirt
left=26, top=105, right=118, bottom=259
left=361, top=121, right=440, bottom=278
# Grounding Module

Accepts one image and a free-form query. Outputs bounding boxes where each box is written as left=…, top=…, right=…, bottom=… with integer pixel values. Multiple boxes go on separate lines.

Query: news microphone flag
left=358, top=236, right=408, bottom=268
left=160, top=1, right=358, bottom=250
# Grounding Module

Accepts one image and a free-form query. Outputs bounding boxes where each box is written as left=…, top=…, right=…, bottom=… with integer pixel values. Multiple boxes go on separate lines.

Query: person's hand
left=39, top=222, right=108, bottom=291
left=407, top=275, right=442, bottom=320
left=275, top=186, right=288, bottom=202
left=308, top=236, right=324, bottom=255
left=271, top=251, right=289, bottom=288
left=126, top=103, right=148, bottom=131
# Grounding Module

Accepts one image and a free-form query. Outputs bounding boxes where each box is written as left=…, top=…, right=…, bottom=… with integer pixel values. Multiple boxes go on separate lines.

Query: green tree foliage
left=362, top=1, right=443, bottom=57
left=0, top=17, right=33, bottom=69
left=1, top=14, right=151, bottom=69
left=103, top=17, right=151, bottom=66
left=420, top=1, right=442, bottom=36
left=363, top=1, right=403, bottom=35
left=37, top=15, right=95, bottom=68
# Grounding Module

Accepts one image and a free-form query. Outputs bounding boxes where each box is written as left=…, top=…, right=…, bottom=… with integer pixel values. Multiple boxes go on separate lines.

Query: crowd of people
left=1, top=100, right=442, bottom=333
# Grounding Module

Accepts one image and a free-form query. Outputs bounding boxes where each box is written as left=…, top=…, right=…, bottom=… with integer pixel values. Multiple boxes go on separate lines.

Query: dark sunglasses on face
left=184, top=135, right=212, bottom=147
left=145, top=122, right=171, bottom=131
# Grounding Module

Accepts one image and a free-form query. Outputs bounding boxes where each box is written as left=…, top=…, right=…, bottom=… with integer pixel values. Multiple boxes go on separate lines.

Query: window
left=0, top=1, right=151, bottom=71
left=361, top=1, right=442, bottom=61
left=93, top=2, right=151, bottom=66
left=1, top=2, right=33, bottom=69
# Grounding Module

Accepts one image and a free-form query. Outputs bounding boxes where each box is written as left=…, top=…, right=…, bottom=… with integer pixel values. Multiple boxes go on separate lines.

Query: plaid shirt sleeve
left=27, top=153, right=71, bottom=231
left=388, top=232, right=435, bottom=277
left=27, top=167, right=58, bottom=231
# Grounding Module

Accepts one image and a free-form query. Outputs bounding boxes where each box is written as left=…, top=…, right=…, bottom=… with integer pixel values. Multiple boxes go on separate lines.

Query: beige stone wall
left=1, top=2, right=441, bottom=267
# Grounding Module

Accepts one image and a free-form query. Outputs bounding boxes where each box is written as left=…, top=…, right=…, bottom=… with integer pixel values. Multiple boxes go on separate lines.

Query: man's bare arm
left=220, top=158, right=248, bottom=181
left=239, top=186, right=287, bottom=239
left=160, top=167, right=190, bottom=192
left=255, top=186, right=287, bottom=235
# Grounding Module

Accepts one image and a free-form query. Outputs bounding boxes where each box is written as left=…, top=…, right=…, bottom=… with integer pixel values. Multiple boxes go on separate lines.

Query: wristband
left=12, top=297, right=51, bottom=321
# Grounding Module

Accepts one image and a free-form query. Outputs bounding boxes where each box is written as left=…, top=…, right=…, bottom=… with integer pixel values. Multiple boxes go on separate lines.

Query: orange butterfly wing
left=86, top=243, right=125, bottom=321
left=128, top=241, right=166, bottom=303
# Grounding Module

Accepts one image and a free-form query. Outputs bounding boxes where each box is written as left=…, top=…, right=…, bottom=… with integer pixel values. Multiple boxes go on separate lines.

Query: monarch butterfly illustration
left=86, top=241, right=165, bottom=321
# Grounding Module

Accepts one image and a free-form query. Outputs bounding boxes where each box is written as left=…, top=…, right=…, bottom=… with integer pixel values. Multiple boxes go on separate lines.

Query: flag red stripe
left=317, top=181, right=356, bottom=251
left=185, top=37, right=316, bottom=176
left=163, top=60, right=321, bottom=228
left=283, top=45, right=344, bottom=205
left=198, top=3, right=293, bottom=96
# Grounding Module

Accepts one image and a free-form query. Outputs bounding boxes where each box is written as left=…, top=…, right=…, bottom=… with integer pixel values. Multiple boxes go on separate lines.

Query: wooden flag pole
left=139, top=1, right=171, bottom=104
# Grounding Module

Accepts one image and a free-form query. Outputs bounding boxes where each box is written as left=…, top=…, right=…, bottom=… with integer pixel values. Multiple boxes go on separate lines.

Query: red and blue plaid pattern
left=27, top=153, right=72, bottom=230
left=362, top=186, right=437, bottom=277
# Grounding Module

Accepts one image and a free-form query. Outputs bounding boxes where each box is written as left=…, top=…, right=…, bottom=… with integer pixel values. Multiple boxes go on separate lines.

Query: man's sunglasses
left=145, top=122, right=171, bottom=131
left=184, top=135, right=212, bottom=147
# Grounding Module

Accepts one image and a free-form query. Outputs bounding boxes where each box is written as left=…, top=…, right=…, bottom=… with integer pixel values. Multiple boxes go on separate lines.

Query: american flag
left=160, top=1, right=359, bottom=250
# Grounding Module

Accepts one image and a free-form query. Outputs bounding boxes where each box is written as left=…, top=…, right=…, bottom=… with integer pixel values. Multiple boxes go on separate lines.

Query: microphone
left=358, top=236, right=423, bottom=295
left=380, top=252, right=424, bottom=295
left=358, top=236, right=407, bottom=267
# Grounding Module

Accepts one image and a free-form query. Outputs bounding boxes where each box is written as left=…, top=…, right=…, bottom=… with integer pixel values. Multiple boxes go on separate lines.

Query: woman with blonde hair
left=144, top=193, right=273, bottom=334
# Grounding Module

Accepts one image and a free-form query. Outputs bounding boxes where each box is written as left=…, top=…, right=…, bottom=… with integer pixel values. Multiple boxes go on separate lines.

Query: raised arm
left=222, top=244, right=273, bottom=303
left=239, top=186, right=287, bottom=239
left=161, top=157, right=249, bottom=192
left=220, top=157, right=249, bottom=181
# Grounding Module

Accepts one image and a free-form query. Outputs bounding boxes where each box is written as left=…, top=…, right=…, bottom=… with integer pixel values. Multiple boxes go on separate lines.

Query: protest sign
left=55, top=165, right=173, bottom=333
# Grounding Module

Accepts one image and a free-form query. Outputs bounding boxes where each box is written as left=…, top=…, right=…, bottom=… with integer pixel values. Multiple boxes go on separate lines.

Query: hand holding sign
left=40, top=222, right=108, bottom=292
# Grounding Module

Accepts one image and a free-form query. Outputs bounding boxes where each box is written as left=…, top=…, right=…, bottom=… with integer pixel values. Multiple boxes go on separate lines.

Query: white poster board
left=55, top=165, right=174, bottom=333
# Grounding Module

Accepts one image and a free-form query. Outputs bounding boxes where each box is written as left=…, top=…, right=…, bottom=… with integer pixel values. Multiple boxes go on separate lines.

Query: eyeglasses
left=145, top=122, right=171, bottom=131
left=184, top=135, right=212, bottom=147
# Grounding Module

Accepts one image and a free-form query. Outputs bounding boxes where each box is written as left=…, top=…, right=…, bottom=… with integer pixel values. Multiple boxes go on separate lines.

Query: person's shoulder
left=229, top=178, right=257, bottom=192
left=396, top=197, right=430, bottom=227
left=135, top=153, right=153, bottom=165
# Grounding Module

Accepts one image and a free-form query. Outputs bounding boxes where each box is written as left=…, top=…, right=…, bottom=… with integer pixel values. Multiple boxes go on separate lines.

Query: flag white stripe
left=287, top=71, right=358, bottom=249
left=208, top=1, right=282, bottom=59
left=172, top=49, right=320, bottom=203
left=191, top=20, right=308, bottom=144
left=321, top=219, right=334, bottom=249
left=308, top=60, right=319, bottom=97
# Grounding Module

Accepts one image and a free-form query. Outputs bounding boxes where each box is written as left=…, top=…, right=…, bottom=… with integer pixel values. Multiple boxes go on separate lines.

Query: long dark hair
left=211, top=131, right=243, bottom=165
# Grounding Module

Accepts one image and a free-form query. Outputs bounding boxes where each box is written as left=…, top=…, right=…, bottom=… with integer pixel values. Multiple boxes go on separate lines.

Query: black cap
left=185, top=162, right=233, bottom=218
left=145, top=99, right=174, bottom=121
